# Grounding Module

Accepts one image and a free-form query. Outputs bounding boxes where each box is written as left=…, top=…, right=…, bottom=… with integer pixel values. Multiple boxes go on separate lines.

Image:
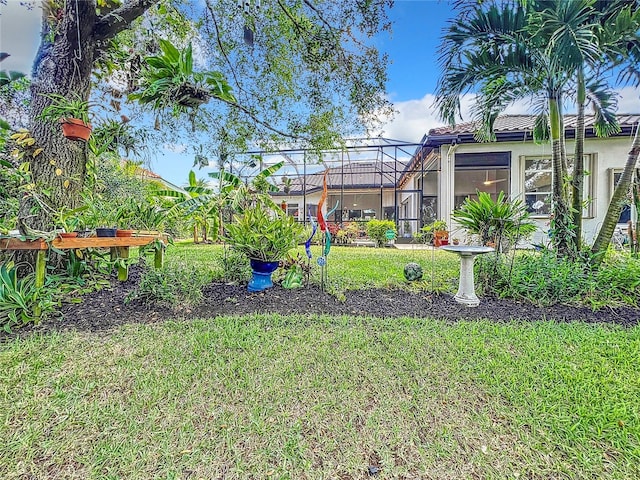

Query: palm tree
left=437, top=0, right=638, bottom=258
left=533, top=0, right=637, bottom=251
left=436, top=0, right=577, bottom=256
left=591, top=126, right=640, bottom=260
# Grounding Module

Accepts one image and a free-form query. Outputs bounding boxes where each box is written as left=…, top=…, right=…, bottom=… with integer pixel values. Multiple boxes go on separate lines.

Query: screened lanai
left=232, top=137, right=440, bottom=238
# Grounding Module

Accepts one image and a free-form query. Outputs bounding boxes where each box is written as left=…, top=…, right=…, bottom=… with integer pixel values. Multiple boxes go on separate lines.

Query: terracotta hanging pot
left=59, top=118, right=92, bottom=142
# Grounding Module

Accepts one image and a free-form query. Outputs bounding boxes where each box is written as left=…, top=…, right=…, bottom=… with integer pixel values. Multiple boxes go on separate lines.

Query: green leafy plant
left=81, top=195, right=119, bottom=229
left=217, top=247, right=252, bottom=284
left=38, top=93, right=92, bottom=124
left=0, top=262, right=51, bottom=332
left=413, top=219, right=448, bottom=244
left=125, top=262, right=210, bottom=308
left=453, top=191, right=537, bottom=250
left=54, top=205, right=88, bottom=233
left=224, top=205, right=305, bottom=262
left=476, top=251, right=594, bottom=306
left=130, top=39, right=235, bottom=117
left=366, top=219, right=397, bottom=247
left=115, top=198, right=167, bottom=231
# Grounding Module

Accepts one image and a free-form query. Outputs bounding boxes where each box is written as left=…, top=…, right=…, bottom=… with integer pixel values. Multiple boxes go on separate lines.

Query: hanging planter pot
left=59, top=118, right=92, bottom=142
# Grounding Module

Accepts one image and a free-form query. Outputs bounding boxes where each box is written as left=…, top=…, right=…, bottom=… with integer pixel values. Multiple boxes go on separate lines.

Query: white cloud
left=380, top=86, right=640, bottom=143
left=615, top=86, right=640, bottom=113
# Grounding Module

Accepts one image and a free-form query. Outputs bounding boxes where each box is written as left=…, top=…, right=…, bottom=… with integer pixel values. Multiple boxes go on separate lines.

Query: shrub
left=476, top=251, right=595, bottom=306
left=218, top=247, right=252, bottom=284
left=366, top=219, right=396, bottom=247
left=453, top=191, right=536, bottom=250
left=0, top=262, right=55, bottom=332
left=125, top=263, right=210, bottom=307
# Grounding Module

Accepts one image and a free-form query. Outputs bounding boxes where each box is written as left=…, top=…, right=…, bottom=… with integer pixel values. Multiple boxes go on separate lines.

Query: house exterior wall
left=432, top=135, right=636, bottom=244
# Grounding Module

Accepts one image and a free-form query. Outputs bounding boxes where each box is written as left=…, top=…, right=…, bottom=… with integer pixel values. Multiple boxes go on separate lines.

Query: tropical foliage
left=129, top=39, right=235, bottom=118
left=436, top=0, right=640, bottom=260
left=452, top=191, right=537, bottom=250
left=224, top=205, right=305, bottom=262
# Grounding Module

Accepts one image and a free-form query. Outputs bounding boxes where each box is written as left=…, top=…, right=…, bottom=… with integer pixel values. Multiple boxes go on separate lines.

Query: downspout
left=445, top=141, right=459, bottom=226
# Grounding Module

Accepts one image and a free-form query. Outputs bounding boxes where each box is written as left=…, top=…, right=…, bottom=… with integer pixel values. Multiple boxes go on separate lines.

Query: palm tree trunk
left=591, top=126, right=640, bottom=264
left=549, top=95, right=573, bottom=257
left=572, top=67, right=586, bottom=249
left=632, top=168, right=640, bottom=256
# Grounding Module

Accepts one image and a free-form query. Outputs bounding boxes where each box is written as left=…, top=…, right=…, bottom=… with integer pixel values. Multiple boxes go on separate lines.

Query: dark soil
left=5, top=263, right=635, bottom=340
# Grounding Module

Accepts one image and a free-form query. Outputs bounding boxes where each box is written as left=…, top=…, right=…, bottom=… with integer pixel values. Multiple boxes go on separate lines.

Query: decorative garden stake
left=315, top=172, right=338, bottom=291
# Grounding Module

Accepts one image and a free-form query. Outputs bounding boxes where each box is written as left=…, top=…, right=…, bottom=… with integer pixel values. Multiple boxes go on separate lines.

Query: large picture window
left=524, top=155, right=595, bottom=217
left=454, top=152, right=511, bottom=210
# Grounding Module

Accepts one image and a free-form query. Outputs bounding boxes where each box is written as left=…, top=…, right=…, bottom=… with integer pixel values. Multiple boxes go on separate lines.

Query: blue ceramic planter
left=248, top=259, right=280, bottom=292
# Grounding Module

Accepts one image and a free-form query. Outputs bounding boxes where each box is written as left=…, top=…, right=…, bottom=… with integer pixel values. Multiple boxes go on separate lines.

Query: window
left=524, top=155, right=594, bottom=217
left=612, top=170, right=632, bottom=224
left=286, top=203, right=299, bottom=219
left=524, top=157, right=552, bottom=215
left=454, top=153, right=511, bottom=209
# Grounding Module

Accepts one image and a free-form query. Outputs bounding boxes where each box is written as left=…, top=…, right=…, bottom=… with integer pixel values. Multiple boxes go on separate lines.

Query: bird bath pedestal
left=440, top=245, right=495, bottom=307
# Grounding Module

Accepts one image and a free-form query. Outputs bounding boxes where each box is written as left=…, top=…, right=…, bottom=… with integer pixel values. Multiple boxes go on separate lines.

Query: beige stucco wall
left=435, top=134, right=637, bottom=244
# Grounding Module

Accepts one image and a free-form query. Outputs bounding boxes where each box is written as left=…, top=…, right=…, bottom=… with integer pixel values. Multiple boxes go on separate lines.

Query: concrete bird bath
left=440, top=245, right=495, bottom=307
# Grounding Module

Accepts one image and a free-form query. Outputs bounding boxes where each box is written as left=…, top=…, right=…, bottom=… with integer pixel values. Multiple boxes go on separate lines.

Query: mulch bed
left=4, top=264, right=635, bottom=340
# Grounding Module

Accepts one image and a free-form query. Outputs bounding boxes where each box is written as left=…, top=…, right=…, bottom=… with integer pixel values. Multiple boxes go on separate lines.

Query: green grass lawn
left=2, top=316, right=639, bottom=479
left=166, top=242, right=461, bottom=294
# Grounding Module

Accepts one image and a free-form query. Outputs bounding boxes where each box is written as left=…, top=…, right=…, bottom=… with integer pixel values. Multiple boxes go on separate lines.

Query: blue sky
left=1, top=0, right=639, bottom=186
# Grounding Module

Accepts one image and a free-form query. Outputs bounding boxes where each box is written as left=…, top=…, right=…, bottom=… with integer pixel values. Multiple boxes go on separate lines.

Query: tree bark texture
left=19, top=0, right=158, bottom=233
left=571, top=69, right=586, bottom=249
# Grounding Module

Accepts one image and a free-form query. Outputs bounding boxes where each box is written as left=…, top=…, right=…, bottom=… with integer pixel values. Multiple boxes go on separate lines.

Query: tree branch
left=219, top=98, right=309, bottom=142
left=93, top=0, right=160, bottom=42
left=203, top=0, right=249, bottom=98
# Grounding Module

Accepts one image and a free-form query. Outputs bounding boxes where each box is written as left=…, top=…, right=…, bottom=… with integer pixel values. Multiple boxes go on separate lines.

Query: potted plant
left=54, top=205, right=88, bottom=238
left=224, top=204, right=305, bottom=292
left=38, top=93, right=93, bottom=141
left=413, top=219, right=448, bottom=245
left=130, top=39, right=235, bottom=129
left=82, top=197, right=118, bottom=237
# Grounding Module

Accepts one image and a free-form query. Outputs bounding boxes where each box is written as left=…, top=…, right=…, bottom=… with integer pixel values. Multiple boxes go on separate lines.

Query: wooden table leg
left=34, top=250, right=47, bottom=319
left=116, top=246, right=130, bottom=281
left=154, top=244, right=164, bottom=269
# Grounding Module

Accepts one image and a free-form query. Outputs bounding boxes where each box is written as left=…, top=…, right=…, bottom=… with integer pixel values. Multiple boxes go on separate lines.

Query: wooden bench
left=0, top=235, right=167, bottom=287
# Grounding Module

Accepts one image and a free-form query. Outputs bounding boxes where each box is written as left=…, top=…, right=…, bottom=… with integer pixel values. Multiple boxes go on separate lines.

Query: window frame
left=522, top=154, right=596, bottom=218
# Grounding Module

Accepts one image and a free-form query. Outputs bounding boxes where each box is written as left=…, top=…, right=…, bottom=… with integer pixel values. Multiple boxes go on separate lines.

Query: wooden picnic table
left=0, top=235, right=167, bottom=286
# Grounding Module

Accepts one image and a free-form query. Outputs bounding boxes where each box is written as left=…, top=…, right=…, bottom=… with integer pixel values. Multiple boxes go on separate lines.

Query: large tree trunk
left=17, top=0, right=158, bottom=234
left=591, top=126, right=640, bottom=264
left=15, top=0, right=157, bottom=274
left=571, top=67, right=586, bottom=250
left=19, top=2, right=98, bottom=233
